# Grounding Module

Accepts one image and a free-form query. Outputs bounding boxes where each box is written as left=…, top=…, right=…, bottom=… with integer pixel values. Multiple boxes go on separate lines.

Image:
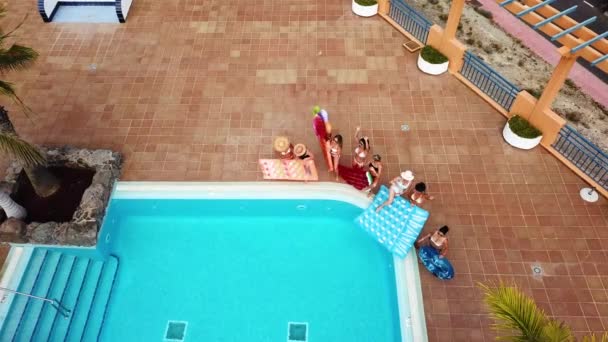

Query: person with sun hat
left=274, top=136, right=295, bottom=160
left=294, top=143, right=314, bottom=178
left=375, top=170, right=415, bottom=212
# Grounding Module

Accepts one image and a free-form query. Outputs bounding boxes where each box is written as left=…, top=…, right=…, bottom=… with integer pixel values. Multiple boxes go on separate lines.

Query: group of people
left=272, top=105, right=450, bottom=262
left=272, top=105, right=436, bottom=207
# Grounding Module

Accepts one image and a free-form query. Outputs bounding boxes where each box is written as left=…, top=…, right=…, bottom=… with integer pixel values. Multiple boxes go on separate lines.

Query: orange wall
left=426, top=25, right=467, bottom=73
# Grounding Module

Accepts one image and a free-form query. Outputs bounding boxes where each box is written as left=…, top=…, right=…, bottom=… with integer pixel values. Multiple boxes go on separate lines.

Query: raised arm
left=355, top=126, right=362, bottom=141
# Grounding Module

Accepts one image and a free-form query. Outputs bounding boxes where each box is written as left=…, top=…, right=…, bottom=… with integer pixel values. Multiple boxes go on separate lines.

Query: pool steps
left=0, top=248, right=119, bottom=341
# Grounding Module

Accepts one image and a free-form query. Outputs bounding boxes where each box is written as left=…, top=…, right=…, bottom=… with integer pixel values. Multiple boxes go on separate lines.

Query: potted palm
left=481, top=283, right=608, bottom=341
left=503, top=114, right=542, bottom=150
left=417, top=45, right=449, bottom=75
left=0, top=6, right=60, bottom=198
left=352, top=0, right=378, bottom=17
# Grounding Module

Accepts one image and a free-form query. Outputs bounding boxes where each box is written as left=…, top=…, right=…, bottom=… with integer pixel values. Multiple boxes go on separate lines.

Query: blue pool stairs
left=355, top=185, right=430, bottom=258
left=0, top=248, right=119, bottom=342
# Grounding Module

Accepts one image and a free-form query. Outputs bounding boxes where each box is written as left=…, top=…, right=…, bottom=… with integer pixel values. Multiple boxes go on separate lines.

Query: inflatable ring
left=418, top=246, right=454, bottom=280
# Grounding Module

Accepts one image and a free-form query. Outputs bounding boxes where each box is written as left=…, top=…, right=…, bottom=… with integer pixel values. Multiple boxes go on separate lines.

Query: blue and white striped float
left=355, top=185, right=429, bottom=258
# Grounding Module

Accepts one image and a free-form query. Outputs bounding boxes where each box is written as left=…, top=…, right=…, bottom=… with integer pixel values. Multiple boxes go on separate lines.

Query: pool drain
left=287, top=322, right=308, bottom=342
left=531, top=264, right=543, bottom=277
left=164, top=321, right=188, bottom=341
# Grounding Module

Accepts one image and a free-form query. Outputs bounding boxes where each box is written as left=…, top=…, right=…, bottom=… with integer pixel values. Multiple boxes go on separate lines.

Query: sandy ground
left=408, top=0, right=608, bottom=151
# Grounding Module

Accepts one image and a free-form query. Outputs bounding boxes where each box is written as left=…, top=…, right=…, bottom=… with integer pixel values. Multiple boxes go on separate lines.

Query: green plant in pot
left=417, top=45, right=449, bottom=75
left=352, top=0, right=378, bottom=17
left=503, top=114, right=543, bottom=150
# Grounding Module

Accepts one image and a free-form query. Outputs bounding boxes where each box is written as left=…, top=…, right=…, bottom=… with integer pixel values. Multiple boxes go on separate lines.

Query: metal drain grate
left=531, top=264, right=544, bottom=277
left=287, top=322, right=308, bottom=342
left=165, top=321, right=188, bottom=341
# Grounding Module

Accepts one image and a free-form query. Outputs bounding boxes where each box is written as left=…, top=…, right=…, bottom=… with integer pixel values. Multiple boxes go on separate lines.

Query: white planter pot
left=502, top=122, right=542, bottom=150
left=352, top=0, right=378, bottom=17
left=417, top=53, right=449, bottom=75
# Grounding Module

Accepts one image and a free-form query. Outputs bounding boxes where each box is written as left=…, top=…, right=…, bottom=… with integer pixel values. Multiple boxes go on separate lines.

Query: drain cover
left=287, top=322, right=308, bottom=342
left=165, top=321, right=187, bottom=341
left=531, top=264, right=543, bottom=277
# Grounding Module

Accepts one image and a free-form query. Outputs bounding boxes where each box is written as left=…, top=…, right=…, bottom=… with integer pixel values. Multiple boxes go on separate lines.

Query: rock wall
left=0, top=146, right=122, bottom=246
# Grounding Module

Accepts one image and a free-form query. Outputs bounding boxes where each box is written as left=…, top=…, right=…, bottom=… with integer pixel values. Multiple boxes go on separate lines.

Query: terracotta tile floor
left=2, top=0, right=608, bottom=340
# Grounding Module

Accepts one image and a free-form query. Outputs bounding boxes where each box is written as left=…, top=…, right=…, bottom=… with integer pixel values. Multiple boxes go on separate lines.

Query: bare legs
left=362, top=179, right=379, bottom=197
left=331, top=154, right=340, bottom=181
left=375, top=189, right=397, bottom=212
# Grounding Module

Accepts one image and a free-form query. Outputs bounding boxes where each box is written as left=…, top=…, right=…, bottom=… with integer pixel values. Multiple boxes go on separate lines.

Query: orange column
left=378, top=0, right=390, bottom=15
left=443, top=0, right=465, bottom=41
left=531, top=46, right=578, bottom=118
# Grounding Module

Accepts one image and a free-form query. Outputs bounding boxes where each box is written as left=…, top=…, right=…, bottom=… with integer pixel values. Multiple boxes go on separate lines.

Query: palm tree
left=0, top=6, right=60, bottom=197
left=481, top=283, right=608, bottom=342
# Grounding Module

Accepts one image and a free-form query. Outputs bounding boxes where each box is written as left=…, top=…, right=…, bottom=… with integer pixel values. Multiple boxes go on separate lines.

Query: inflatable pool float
left=418, top=246, right=454, bottom=280
left=354, top=186, right=429, bottom=258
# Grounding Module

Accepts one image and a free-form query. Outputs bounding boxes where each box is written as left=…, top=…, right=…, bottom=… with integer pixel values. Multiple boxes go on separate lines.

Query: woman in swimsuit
left=409, top=182, right=434, bottom=206
left=294, top=144, right=314, bottom=180
left=353, top=126, right=370, bottom=168
left=376, top=170, right=414, bottom=212
left=329, top=134, right=343, bottom=181
left=416, top=226, right=449, bottom=258
left=362, top=154, right=382, bottom=196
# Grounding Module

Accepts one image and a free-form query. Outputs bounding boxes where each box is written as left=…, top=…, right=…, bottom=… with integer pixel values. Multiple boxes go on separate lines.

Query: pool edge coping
left=112, top=181, right=428, bottom=342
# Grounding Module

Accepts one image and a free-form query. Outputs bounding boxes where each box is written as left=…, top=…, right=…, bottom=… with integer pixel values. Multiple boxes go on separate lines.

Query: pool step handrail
left=0, top=287, right=71, bottom=318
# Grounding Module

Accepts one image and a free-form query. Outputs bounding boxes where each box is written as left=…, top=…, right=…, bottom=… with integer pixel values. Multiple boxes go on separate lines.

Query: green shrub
left=564, top=111, right=581, bottom=123
left=420, top=45, right=448, bottom=64
left=508, top=115, right=542, bottom=139
left=524, top=88, right=542, bottom=99
left=474, top=6, right=493, bottom=19
left=354, top=0, right=377, bottom=6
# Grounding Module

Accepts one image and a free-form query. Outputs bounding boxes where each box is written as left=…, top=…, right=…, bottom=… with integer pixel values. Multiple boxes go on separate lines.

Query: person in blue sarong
left=415, top=226, right=454, bottom=280
left=416, top=225, right=449, bottom=257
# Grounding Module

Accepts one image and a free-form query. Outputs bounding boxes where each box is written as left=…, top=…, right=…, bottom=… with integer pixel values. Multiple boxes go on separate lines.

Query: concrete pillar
left=378, top=0, right=390, bottom=15
left=443, top=0, right=466, bottom=41
left=427, top=25, right=467, bottom=74
left=531, top=46, right=578, bottom=118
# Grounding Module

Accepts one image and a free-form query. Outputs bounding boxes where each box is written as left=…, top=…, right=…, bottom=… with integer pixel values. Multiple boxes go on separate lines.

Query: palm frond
left=0, top=44, right=38, bottom=72
left=480, top=283, right=549, bottom=342
left=0, top=132, right=45, bottom=166
left=543, top=320, right=572, bottom=342
left=0, top=80, right=33, bottom=116
left=581, top=333, right=608, bottom=342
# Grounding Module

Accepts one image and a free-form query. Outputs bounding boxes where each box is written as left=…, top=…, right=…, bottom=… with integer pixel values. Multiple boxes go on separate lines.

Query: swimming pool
left=101, top=182, right=427, bottom=341
left=0, top=182, right=427, bottom=341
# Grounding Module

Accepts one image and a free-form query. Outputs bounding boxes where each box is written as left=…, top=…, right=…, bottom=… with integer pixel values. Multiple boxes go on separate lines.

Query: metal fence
left=388, top=0, right=432, bottom=44
left=553, top=125, right=608, bottom=191
left=460, top=51, right=520, bottom=111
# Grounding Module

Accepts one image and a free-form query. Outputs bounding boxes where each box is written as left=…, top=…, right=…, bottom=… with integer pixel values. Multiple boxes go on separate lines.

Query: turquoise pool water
left=98, top=199, right=402, bottom=341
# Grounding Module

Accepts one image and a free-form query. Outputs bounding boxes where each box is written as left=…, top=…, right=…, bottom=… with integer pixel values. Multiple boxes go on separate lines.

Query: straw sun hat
left=274, top=136, right=290, bottom=153
left=294, top=144, right=308, bottom=157
left=401, top=170, right=414, bottom=181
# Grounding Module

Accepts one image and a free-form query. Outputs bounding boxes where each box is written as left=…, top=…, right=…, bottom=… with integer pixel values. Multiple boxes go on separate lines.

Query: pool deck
left=1, top=0, right=608, bottom=340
